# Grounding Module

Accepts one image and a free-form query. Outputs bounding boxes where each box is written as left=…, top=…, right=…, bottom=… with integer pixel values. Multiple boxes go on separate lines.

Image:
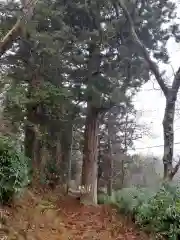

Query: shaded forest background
left=2, top=1, right=180, bottom=238
left=1, top=0, right=180, bottom=205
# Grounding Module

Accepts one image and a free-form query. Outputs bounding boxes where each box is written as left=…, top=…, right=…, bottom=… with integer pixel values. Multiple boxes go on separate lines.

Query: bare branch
left=170, top=157, right=180, bottom=179
left=118, top=0, right=169, bottom=96
left=0, top=19, right=22, bottom=56
left=171, top=67, right=180, bottom=97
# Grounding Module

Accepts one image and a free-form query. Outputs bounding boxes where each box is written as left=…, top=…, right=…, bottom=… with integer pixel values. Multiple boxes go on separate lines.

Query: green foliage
left=99, top=185, right=180, bottom=239
left=136, top=185, right=180, bottom=239
left=41, top=159, right=60, bottom=187
left=98, top=193, right=113, bottom=205
left=114, top=187, right=155, bottom=215
left=0, top=137, right=30, bottom=204
left=98, top=187, right=155, bottom=214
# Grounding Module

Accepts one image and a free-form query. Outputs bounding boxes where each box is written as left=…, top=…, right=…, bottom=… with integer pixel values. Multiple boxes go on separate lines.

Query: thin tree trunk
left=107, top=138, right=113, bottom=196
left=61, top=123, right=73, bottom=183
left=162, top=95, right=180, bottom=180
left=24, top=106, right=40, bottom=166
left=67, top=126, right=74, bottom=193
left=24, top=121, right=35, bottom=160
left=97, top=139, right=103, bottom=193
left=32, top=137, right=42, bottom=184
left=120, top=159, right=125, bottom=188
left=40, top=143, right=49, bottom=174
left=55, top=136, right=62, bottom=167
left=120, top=114, right=128, bottom=188
left=107, top=114, right=113, bottom=196
left=81, top=104, right=99, bottom=205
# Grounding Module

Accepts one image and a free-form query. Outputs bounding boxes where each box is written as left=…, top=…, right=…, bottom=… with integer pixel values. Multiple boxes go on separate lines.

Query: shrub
left=0, top=137, right=30, bottom=204
left=113, top=187, right=155, bottom=216
left=98, top=185, right=180, bottom=239
left=98, top=187, right=155, bottom=214
left=98, top=193, right=115, bottom=205
left=136, top=185, right=180, bottom=239
left=40, top=159, right=61, bottom=187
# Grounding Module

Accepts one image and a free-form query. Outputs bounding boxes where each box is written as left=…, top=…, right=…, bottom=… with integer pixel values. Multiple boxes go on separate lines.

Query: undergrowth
left=0, top=136, right=30, bottom=204
left=98, top=184, right=180, bottom=239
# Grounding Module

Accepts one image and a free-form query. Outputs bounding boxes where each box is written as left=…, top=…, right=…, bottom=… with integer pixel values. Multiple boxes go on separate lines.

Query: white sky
left=131, top=2, right=180, bottom=158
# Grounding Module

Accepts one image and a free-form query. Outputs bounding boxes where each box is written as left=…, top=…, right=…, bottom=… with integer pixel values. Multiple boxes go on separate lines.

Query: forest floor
left=1, top=187, right=151, bottom=240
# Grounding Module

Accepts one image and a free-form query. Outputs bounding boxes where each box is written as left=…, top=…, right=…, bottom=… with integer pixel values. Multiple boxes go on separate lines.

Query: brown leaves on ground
left=1, top=188, right=150, bottom=240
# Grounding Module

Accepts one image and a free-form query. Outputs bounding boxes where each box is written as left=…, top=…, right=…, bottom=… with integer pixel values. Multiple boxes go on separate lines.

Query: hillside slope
left=1, top=188, right=150, bottom=240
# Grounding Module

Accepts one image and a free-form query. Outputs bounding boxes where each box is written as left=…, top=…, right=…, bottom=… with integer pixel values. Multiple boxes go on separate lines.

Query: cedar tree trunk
left=81, top=104, right=99, bottom=205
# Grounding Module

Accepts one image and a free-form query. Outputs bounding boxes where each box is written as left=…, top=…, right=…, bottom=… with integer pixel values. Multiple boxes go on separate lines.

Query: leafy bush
left=136, top=185, right=180, bottom=239
left=98, top=193, right=114, bottom=205
left=114, top=187, right=155, bottom=215
left=98, top=187, right=155, bottom=215
left=0, top=137, right=30, bottom=204
left=99, top=185, right=180, bottom=239
left=41, top=159, right=60, bottom=187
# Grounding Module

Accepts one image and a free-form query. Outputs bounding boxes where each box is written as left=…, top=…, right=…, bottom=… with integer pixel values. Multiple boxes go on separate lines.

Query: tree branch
left=0, top=19, right=22, bottom=56
left=171, top=67, right=180, bottom=97
left=118, top=0, right=169, bottom=96
left=170, top=157, right=180, bottom=179
left=0, top=0, right=38, bottom=57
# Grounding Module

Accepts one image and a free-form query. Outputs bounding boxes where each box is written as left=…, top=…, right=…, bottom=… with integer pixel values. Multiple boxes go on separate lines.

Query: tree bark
left=120, top=114, right=128, bottom=188
left=107, top=138, right=113, bottom=196
left=24, top=98, right=40, bottom=168
left=67, top=125, right=74, bottom=193
left=97, top=141, right=103, bottom=193
left=24, top=120, right=35, bottom=161
left=163, top=92, right=180, bottom=180
left=60, top=123, right=73, bottom=183
left=120, top=159, right=125, bottom=189
left=25, top=71, right=43, bottom=177
left=163, top=95, right=175, bottom=180
left=55, top=136, right=62, bottom=168
left=107, top=113, right=114, bottom=196
left=81, top=104, right=99, bottom=205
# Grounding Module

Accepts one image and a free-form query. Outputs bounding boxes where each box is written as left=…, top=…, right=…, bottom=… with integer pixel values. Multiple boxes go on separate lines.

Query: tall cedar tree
left=0, top=0, right=179, bottom=203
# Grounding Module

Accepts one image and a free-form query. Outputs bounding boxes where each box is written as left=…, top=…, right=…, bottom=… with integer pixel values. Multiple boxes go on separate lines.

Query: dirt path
left=1, top=189, right=150, bottom=240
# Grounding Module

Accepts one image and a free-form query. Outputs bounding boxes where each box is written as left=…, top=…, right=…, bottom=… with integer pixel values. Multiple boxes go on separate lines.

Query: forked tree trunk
left=81, top=104, right=99, bottom=205
left=118, top=0, right=180, bottom=181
